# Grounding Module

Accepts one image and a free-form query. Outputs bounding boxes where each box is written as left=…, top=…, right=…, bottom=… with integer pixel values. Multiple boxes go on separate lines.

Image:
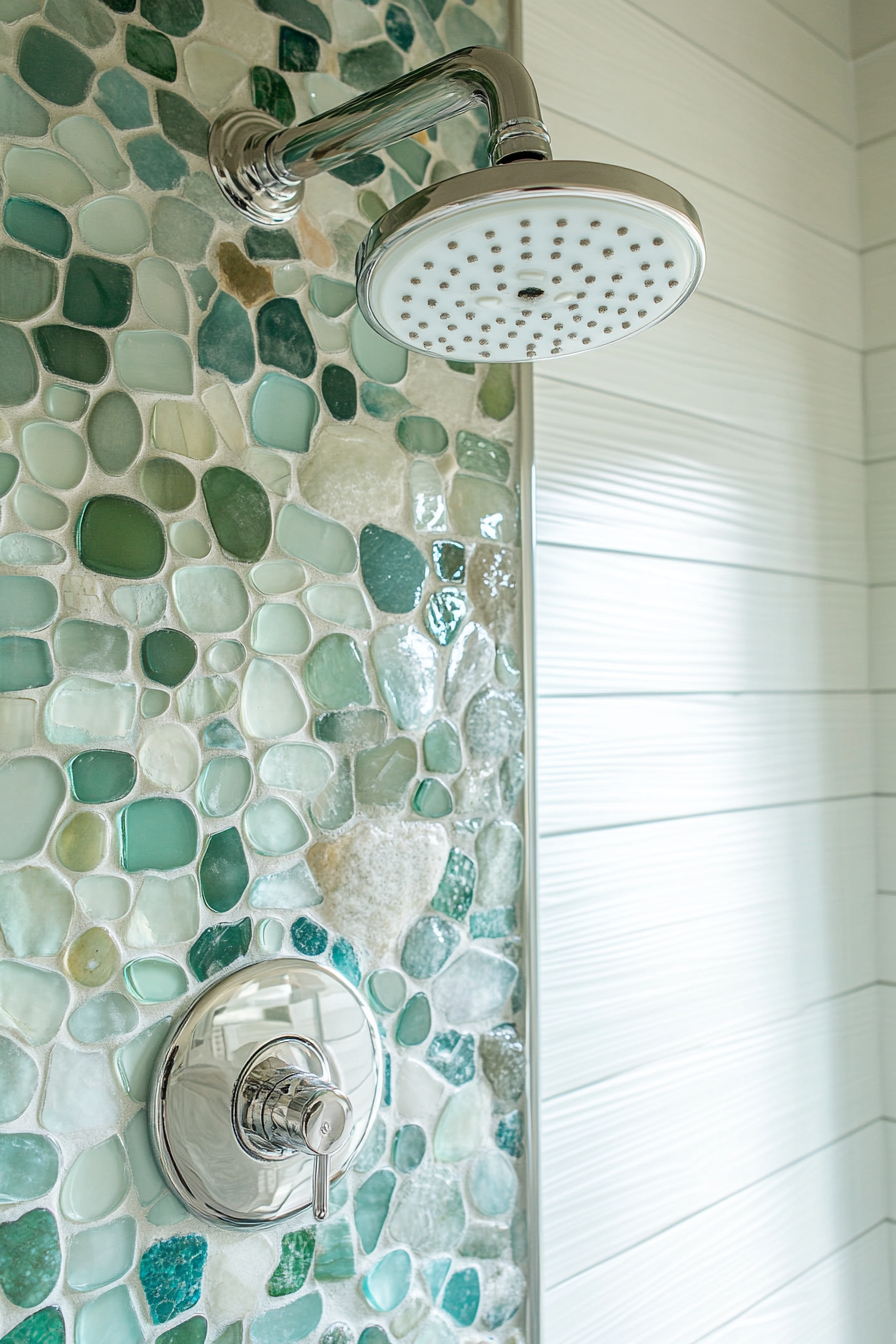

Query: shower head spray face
left=356, top=160, right=705, bottom=362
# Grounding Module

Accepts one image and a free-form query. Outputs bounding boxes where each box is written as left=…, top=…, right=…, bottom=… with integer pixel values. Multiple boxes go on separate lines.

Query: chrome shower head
left=209, top=46, right=705, bottom=365
left=356, top=160, right=704, bottom=362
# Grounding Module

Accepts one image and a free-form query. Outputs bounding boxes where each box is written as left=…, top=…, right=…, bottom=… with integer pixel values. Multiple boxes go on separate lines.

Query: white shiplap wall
left=855, top=0, right=896, bottom=1318
left=522, top=2, right=887, bottom=1339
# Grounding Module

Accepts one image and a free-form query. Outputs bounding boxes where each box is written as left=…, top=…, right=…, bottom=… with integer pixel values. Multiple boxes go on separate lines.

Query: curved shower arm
left=208, top=45, right=552, bottom=226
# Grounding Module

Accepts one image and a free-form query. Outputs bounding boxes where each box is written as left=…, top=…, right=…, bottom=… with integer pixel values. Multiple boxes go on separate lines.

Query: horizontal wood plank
left=851, top=0, right=896, bottom=57
left=533, top=381, right=867, bottom=577
left=858, top=135, right=896, bottom=247
left=537, top=800, right=877, bottom=1097
left=768, top=0, right=851, bottom=54
left=873, top=694, right=896, bottom=792
left=862, top=241, right=896, bottom=351
left=536, top=547, right=868, bottom=695
left=864, top=348, right=896, bottom=460
left=855, top=42, right=896, bottom=143
left=870, top=586, right=896, bottom=688
left=867, top=458, right=896, bottom=580
left=876, top=799, right=896, bottom=890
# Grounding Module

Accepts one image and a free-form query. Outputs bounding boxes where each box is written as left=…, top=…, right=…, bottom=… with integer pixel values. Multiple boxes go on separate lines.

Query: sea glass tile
left=367, top=967, right=405, bottom=1015
left=393, top=1123, right=426, bottom=1173
left=18, top=25, right=95, bottom=106
left=257, top=744, right=331, bottom=798
left=124, top=955, right=188, bottom=1002
left=147, top=1194, right=188, bottom=1227
left=156, top=88, right=209, bottom=157
left=304, top=633, right=370, bottom=709
left=67, top=1218, right=136, bottom=1293
left=34, top=324, right=110, bottom=384
left=433, top=949, right=517, bottom=1024
left=0, top=322, right=38, bottom=406
left=201, top=383, right=246, bottom=452
left=115, top=1017, right=172, bottom=1101
left=0, top=535, right=64, bottom=566
left=207, top=640, right=244, bottom=672
left=45, top=0, right=115, bottom=45
left=14, top=484, right=69, bottom=531
left=0, top=73, right=48, bottom=136
left=320, top=364, right=356, bottom=421
left=339, top=39, right=403, bottom=90
left=75, top=873, right=131, bottom=919
left=122, top=1110, right=164, bottom=1209
left=388, top=1167, right=465, bottom=1254
left=176, top=675, right=237, bottom=721
left=184, top=40, right=248, bottom=109
left=142, top=457, right=196, bottom=511
left=247, top=561, right=302, bottom=598
left=268, top=1228, right=314, bottom=1298
left=203, top=718, right=246, bottom=750
left=85, top=390, right=141, bottom=477
left=199, top=827, right=249, bottom=911
left=111, top=582, right=167, bottom=627
left=433, top=1084, right=486, bottom=1162
left=78, top=196, right=149, bottom=257
left=4, top=147, right=92, bottom=209
left=456, top=429, right=511, bottom=481
left=0, top=962, right=68, bottom=1045
left=198, top=292, right=255, bottom=384
left=257, top=917, right=285, bottom=952
left=496, top=1109, right=523, bottom=1158
left=442, top=1267, right=480, bottom=1327
left=114, top=329, right=193, bottom=393
left=424, top=720, right=462, bottom=775
left=65, top=925, right=118, bottom=986
left=276, top=503, right=357, bottom=574
left=137, top=723, right=201, bottom=791
left=309, top=754, right=353, bottom=830
left=152, top=196, right=214, bottom=264
left=246, top=797, right=308, bottom=855
left=280, top=24, right=320, bottom=70
left=151, top=402, right=216, bottom=462
left=0, top=1134, right=58, bottom=1205
left=354, top=736, right=416, bottom=808
left=350, top=307, right=408, bottom=383
left=53, top=115, right=128, bottom=189
left=444, top=621, right=494, bottom=713
left=0, top=1208, right=60, bottom=1309
left=64, top=253, right=133, bottom=328
left=44, top=384, right=88, bottom=421
left=290, top=915, right=327, bottom=956
left=94, top=66, right=152, bottom=129
left=119, top=797, right=198, bottom=871
left=197, top=755, right=252, bottom=817
left=60, top=1135, right=129, bottom=1222
left=251, top=65, right=295, bottom=123
left=469, top=1149, right=517, bottom=1217
left=250, top=1292, right=323, bottom=1344
left=189, top=264, right=217, bottom=310
left=201, top=465, right=271, bottom=562
left=0, top=756, right=67, bottom=860
left=140, top=1234, right=208, bottom=1325
left=363, top=1249, right=411, bottom=1313
left=75, top=1286, right=143, bottom=1344
left=248, top=858, right=321, bottom=911
left=354, top=1170, right=396, bottom=1254
left=55, top=810, right=109, bottom=872
left=77, top=494, right=165, bottom=578
left=251, top=373, right=319, bottom=453
left=257, top=296, right=317, bottom=378
left=401, top=916, right=460, bottom=979
left=4, top=198, right=71, bottom=259
left=55, top=618, right=127, bottom=673
left=124, top=873, right=200, bottom=946
left=0, top=695, right=35, bottom=748
left=169, top=518, right=211, bottom=559
left=370, top=623, right=437, bottom=730
left=68, top=991, right=138, bottom=1043
left=360, top=382, right=410, bottom=419
left=360, top=524, right=428, bottom=613
left=136, top=257, right=189, bottom=333
left=126, top=22, right=176, bottom=81
left=395, top=991, right=430, bottom=1046
left=188, top=917, right=251, bottom=981
left=480, top=1023, right=525, bottom=1105
left=0, top=247, right=58, bottom=321
left=425, top=587, right=469, bottom=646
left=426, top=1029, right=475, bottom=1085
left=397, top=415, right=448, bottom=457
left=172, top=566, right=249, bottom=634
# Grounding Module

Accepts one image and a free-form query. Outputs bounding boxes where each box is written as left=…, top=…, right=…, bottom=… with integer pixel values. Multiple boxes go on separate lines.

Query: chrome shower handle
left=235, top=1044, right=353, bottom=1221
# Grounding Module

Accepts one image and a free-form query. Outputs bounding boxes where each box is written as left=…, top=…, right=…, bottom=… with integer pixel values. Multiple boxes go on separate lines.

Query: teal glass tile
left=3, top=198, right=71, bottom=259
left=63, top=254, right=132, bottom=328
left=251, top=66, right=295, bottom=124
left=329, top=153, right=383, bottom=185
left=360, top=381, right=410, bottom=419
left=360, top=524, right=428, bottom=613
left=127, top=132, right=188, bottom=190
left=423, top=719, right=462, bottom=774
left=392, top=1124, right=426, bottom=1173
left=0, top=453, right=19, bottom=497
left=33, top=324, right=109, bottom=384
left=321, top=364, right=356, bottom=420
left=0, top=1208, right=60, bottom=1308
left=309, top=276, right=355, bottom=318
left=0, top=1133, right=59, bottom=1204
left=396, top=992, right=431, bottom=1045
left=354, top=1170, right=396, bottom=1253
left=118, top=798, right=198, bottom=872
left=156, top=89, right=209, bottom=156
left=44, top=383, right=89, bottom=420
left=188, top=918, right=251, bottom=981
left=470, top=906, right=517, bottom=938
left=339, top=40, right=404, bottom=90
left=304, top=633, right=370, bottom=710
left=426, top=1029, right=474, bottom=1085
left=256, top=297, right=316, bottom=378
left=244, top=225, right=300, bottom=261
left=0, top=323, right=38, bottom=405
left=401, top=916, right=459, bottom=978
left=68, top=750, right=137, bottom=804
left=389, top=168, right=415, bottom=203
left=257, top=0, right=331, bottom=42
left=252, top=373, right=318, bottom=452
left=141, top=0, right=203, bottom=36
left=412, top=776, right=453, bottom=818
left=125, top=23, right=176, bottom=82
left=139, top=1234, right=207, bottom=1325
left=252, top=1292, right=322, bottom=1342
left=0, top=1307, right=64, bottom=1344
left=387, top=134, right=431, bottom=184
left=456, top=428, right=511, bottom=481
left=362, top=1248, right=411, bottom=1312
left=496, top=1109, right=523, bottom=1158
left=442, top=1267, right=480, bottom=1327
left=18, top=26, right=95, bottom=107
left=0, top=247, right=57, bottom=322
left=279, top=26, right=320, bottom=72
left=188, top=265, right=217, bottom=310
left=313, top=709, right=386, bottom=746
left=199, top=828, right=249, bottom=913
left=425, top=587, right=469, bottom=646
left=330, top=936, right=360, bottom=985
left=94, top=67, right=152, bottom=129
left=350, top=306, right=407, bottom=383
left=0, top=637, right=53, bottom=692
left=397, top=414, right=448, bottom=456
left=114, top=330, right=193, bottom=394
left=202, top=466, right=272, bottom=562
left=385, top=4, right=414, bottom=51
left=198, top=292, right=255, bottom=384
left=290, top=915, right=327, bottom=957
left=0, top=75, right=49, bottom=137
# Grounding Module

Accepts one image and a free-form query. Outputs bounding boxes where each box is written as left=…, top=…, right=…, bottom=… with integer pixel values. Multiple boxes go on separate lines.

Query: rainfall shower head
left=356, top=160, right=704, bottom=362
left=209, top=46, right=705, bottom=365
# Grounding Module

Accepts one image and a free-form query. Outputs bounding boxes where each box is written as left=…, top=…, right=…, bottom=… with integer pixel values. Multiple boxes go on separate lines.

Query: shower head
left=209, top=46, right=705, bottom=365
left=356, top=160, right=704, bottom=362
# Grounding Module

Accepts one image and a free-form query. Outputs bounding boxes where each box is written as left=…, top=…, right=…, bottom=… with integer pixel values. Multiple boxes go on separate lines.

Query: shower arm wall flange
left=208, top=45, right=552, bottom=227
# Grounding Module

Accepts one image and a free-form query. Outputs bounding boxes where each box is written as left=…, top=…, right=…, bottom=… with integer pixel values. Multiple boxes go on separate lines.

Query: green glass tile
left=94, top=67, right=152, bottom=129
left=3, top=198, right=71, bottom=260
left=448, top=474, right=518, bottom=544
left=392, top=1123, right=426, bottom=1173
left=0, top=534, right=65, bottom=565
left=140, top=458, right=195, bottom=512
left=202, top=466, right=272, bottom=563
left=442, top=1267, right=479, bottom=1327
left=139, top=1235, right=207, bottom=1326
left=54, top=618, right=127, bottom=675
left=213, top=1327, right=240, bottom=1344
left=127, top=132, right=187, bottom=190
left=157, top=1319, right=207, bottom=1344
left=331, top=935, right=360, bottom=984
left=304, top=633, right=370, bottom=710
left=425, top=587, right=468, bottom=646
left=350, top=306, right=407, bottom=383
left=62, top=254, right=132, bottom=329
left=0, top=1133, right=59, bottom=1203
left=396, top=414, right=447, bottom=456
left=402, top=915, right=459, bottom=978
left=78, top=195, right=149, bottom=257
left=5, top=147, right=91, bottom=209
left=101, top=0, right=137, bottom=9
left=199, top=827, right=249, bottom=913
left=188, top=917, right=251, bottom=981
left=119, top=797, right=198, bottom=872
left=245, top=794, right=308, bottom=856
left=0, top=637, right=52, bottom=692
left=321, top=364, right=356, bottom=420
left=446, top=358, right=474, bottom=374
left=431, top=540, right=464, bottom=583
left=141, top=0, right=203, bottom=36
left=87, top=390, right=142, bottom=476
left=45, top=0, right=116, bottom=47
left=0, top=75, right=49, bottom=137
left=313, top=708, right=386, bottom=746
left=359, top=189, right=388, bottom=222
left=389, top=168, right=415, bottom=204
left=115, top=330, right=193, bottom=395
left=422, top=721, right=460, bottom=776
left=44, top=383, right=88, bottom=420
left=470, top=906, right=517, bottom=938
left=357, top=1330, right=388, bottom=1344
left=360, top=524, right=427, bottom=613
left=456, top=428, right=510, bottom=481
left=257, top=0, right=331, bottom=41
left=309, top=276, right=355, bottom=319
left=385, top=3, right=414, bottom=50
left=197, top=755, right=251, bottom=816
left=360, top=381, right=410, bottom=419
left=496, top=1109, right=523, bottom=1158
left=363, top=1247, right=411, bottom=1313
left=199, top=292, right=255, bottom=385
left=68, top=750, right=136, bottom=804
left=0, top=453, right=19, bottom=497
left=251, top=66, right=295, bottom=124
left=0, top=1208, right=60, bottom=1308
left=329, top=153, right=383, bottom=186
left=0, top=1307, right=64, bottom=1344
left=367, top=968, right=405, bottom=1014
left=124, top=956, right=188, bottom=1004
left=412, top=777, right=452, bottom=818
left=354, top=1170, right=396, bottom=1254
left=244, top=226, right=300, bottom=261
left=279, top=25, right=319, bottom=71
left=77, top=495, right=165, bottom=578
left=18, top=26, right=95, bottom=107
left=268, top=1228, right=314, bottom=1298
left=33, top=324, right=109, bottom=384
left=290, top=915, right=327, bottom=956
left=126, top=23, right=176, bottom=81
left=426, top=1029, right=474, bottom=1084
left=478, top=360, right=515, bottom=421
left=0, top=575, right=58, bottom=632
left=19, top=421, right=86, bottom=492
left=152, top=196, right=214, bottom=264
left=0, top=247, right=56, bottom=322
left=0, top=323, right=38, bottom=406
left=140, top=628, right=197, bottom=687
left=354, top=736, right=416, bottom=808
left=387, top=134, right=430, bottom=184
left=252, top=375, right=319, bottom=453
left=188, top=265, right=216, bottom=310
left=156, top=89, right=209, bottom=156
left=339, top=40, right=403, bottom=91
left=395, top=991, right=431, bottom=1044
left=203, top=719, right=246, bottom=750
left=256, top=297, right=316, bottom=378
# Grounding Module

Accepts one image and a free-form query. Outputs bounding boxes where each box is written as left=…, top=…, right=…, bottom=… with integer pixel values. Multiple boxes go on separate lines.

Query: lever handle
left=312, top=1152, right=329, bottom=1221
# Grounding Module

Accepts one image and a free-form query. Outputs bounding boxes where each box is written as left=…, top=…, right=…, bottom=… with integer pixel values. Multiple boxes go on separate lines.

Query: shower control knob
left=148, top=959, right=383, bottom=1228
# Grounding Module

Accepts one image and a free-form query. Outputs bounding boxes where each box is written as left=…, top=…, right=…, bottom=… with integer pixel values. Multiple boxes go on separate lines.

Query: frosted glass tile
left=0, top=865, right=73, bottom=955
left=114, top=330, right=193, bottom=394
left=42, top=1045, right=119, bottom=1134
left=125, top=873, right=200, bottom=946
left=0, top=696, right=34, bottom=750
left=241, top=657, right=306, bottom=739
left=112, top=582, right=167, bottom=627
left=276, top=503, right=357, bottom=575
left=171, top=518, right=212, bottom=559
left=45, top=677, right=137, bottom=745
left=258, top=743, right=332, bottom=795
left=0, top=1035, right=38, bottom=1122
left=124, top=955, right=188, bottom=1003
left=201, top=382, right=246, bottom=451
left=206, top=640, right=244, bottom=672
left=197, top=755, right=253, bottom=816
left=79, top=196, right=150, bottom=254
left=124, top=1110, right=165, bottom=1206
left=152, top=400, right=216, bottom=459
left=304, top=583, right=371, bottom=629
left=137, top=257, right=190, bottom=333
left=173, top=566, right=249, bottom=633
left=67, top=1217, right=136, bottom=1292
left=0, top=755, right=67, bottom=860
left=142, top=689, right=171, bottom=718
left=4, top=146, right=92, bottom=205
left=251, top=372, right=319, bottom=453
left=249, top=560, right=305, bottom=595
left=138, top=723, right=201, bottom=791
left=245, top=797, right=309, bottom=856
left=76, top=874, right=131, bottom=920
left=0, top=1132, right=58, bottom=1205
left=184, top=39, right=248, bottom=109
left=248, top=859, right=322, bottom=911
left=115, top=1017, right=171, bottom=1102
left=14, top=482, right=69, bottom=530
left=53, top=115, right=129, bottom=189
left=68, top=992, right=138, bottom=1043
left=257, top=917, right=284, bottom=953
left=251, top=603, right=312, bottom=656
left=75, top=1285, right=142, bottom=1344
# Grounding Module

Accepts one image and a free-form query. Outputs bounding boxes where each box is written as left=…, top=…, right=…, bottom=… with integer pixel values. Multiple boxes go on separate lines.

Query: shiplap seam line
left=538, top=792, right=875, bottom=840
left=536, top=538, right=869, bottom=587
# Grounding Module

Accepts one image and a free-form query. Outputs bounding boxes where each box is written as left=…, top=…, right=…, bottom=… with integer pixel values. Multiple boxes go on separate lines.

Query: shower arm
left=209, top=45, right=553, bottom=227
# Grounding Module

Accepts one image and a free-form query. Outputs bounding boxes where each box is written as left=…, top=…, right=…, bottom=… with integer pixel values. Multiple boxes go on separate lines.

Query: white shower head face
left=356, top=161, right=705, bottom=363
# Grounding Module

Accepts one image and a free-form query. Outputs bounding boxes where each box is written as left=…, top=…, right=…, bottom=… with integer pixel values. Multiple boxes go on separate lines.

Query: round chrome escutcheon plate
left=148, top=958, right=383, bottom=1227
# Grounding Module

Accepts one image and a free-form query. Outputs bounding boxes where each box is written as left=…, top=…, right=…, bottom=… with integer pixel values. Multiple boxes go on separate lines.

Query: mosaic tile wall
left=0, top=1, right=531, bottom=1342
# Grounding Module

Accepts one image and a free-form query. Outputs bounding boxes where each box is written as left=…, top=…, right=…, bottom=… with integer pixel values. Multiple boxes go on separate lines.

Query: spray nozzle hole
left=517, top=287, right=544, bottom=300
